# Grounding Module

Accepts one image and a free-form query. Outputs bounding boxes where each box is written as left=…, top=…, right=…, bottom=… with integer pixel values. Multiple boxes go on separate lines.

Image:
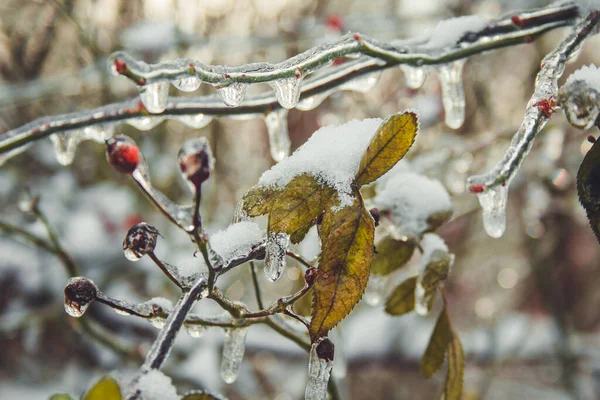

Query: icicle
left=50, top=131, right=82, bottom=166
left=177, top=114, right=213, bottom=129
left=139, top=82, right=170, bottom=114
left=400, top=65, right=429, bottom=89
left=264, top=232, right=290, bottom=282
left=232, top=200, right=248, bottom=223
left=215, top=83, right=248, bottom=107
left=363, top=274, right=387, bottom=306
left=305, top=338, right=334, bottom=400
left=220, top=327, right=248, bottom=384
left=172, top=76, right=201, bottom=92
left=264, top=108, right=291, bottom=162
left=436, top=60, right=466, bottom=129
left=339, top=72, right=381, bottom=93
left=297, top=92, right=329, bottom=111
left=126, top=116, right=165, bottom=131
left=184, top=323, right=207, bottom=338
left=476, top=184, right=509, bottom=238
left=269, top=72, right=303, bottom=109
left=63, top=277, right=98, bottom=318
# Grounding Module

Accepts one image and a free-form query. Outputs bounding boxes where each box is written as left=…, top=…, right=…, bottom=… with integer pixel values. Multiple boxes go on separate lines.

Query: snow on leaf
left=445, top=335, right=465, bottom=400
left=420, top=306, right=452, bottom=378
left=371, top=236, right=415, bottom=276
left=355, top=112, right=418, bottom=186
left=83, top=376, right=122, bottom=400
left=384, top=276, right=417, bottom=316
left=310, top=194, right=374, bottom=341
left=209, top=221, right=265, bottom=263
left=577, top=138, right=600, bottom=243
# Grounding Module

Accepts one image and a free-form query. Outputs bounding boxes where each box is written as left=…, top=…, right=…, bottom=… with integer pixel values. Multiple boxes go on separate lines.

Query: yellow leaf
left=355, top=112, right=418, bottom=186
left=290, top=221, right=313, bottom=244
left=83, top=376, right=122, bottom=400
left=577, top=138, right=600, bottom=243
left=268, top=174, right=334, bottom=236
left=384, top=276, right=417, bottom=316
left=445, top=335, right=465, bottom=400
left=371, top=236, right=415, bottom=276
left=420, top=252, right=452, bottom=297
left=310, top=195, right=375, bottom=341
left=420, top=307, right=452, bottom=378
left=241, top=185, right=283, bottom=217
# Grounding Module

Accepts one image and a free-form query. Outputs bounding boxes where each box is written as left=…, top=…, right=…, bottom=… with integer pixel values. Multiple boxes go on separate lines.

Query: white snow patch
left=424, top=16, right=488, bottom=49
left=420, top=233, right=448, bottom=269
left=209, top=221, right=264, bottom=261
left=137, top=370, right=179, bottom=400
left=565, top=64, right=600, bottom=89
left=373, top=172, right=452, bottom=236
left=258, top=118, right=383, bottom=207
left=147, top=297, right=174, bottom=311
left=576, top=0, right=600, bottom=12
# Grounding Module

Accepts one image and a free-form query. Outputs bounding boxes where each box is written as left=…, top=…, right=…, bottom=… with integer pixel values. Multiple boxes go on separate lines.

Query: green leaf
left=182, top=390, right=224, bottom=400
left=310, top=195, right=375, bottom=341
left=355, top=111, right=418, bottom=186
left=371, top=236, right=415, bottom=276
left=420, top=307, right=453, bottom=378
left=49, top=395, right=74, bottom=400
left=268, top=174, right=334, bottom=236
left=577, top=138, right=600, bottom=243
left=445, top=335, right=465, bottom=400
left=425, top=209, right=454, bottom=233
left=418, top=251, right=452, bottom=312
left=241, top=185, right=283, bottom=217
left=83, top=376, right=122, bottom=400
left=384, top=276, right=417, bottom=316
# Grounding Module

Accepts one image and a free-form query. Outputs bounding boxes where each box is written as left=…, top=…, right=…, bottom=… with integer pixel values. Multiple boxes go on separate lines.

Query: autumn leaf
left=290, top=221, right=313, bottom=244
left=445, top=335, right=465, bottom=400
left=268, top=174, right=334, bottom=236
left=371, top=236, right=415, bottom=276
left=420, top=306, right=453, bottom=378
left=241, top=185, right=283, bottom=217
left=83, top=376, right=122, bottom=400
left=310, top=195, right=375, bottom=341
left=384, top=276, right=417, bottom=316
left=417, top=250, right=452, bottom=314
left=355, top=112, right=418, bottom=186
left=577, top=138, right=600, bottom=243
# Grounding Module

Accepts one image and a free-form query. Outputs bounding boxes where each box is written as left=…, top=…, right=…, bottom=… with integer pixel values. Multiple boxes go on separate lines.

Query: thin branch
left=240, top=282, right=312, bottom=319
left=147, top=252, right=185, bottom=290
left=286, top=250, right=313, bottom=269
left=250, top=261, right=265, bottom=310
left=0, top=2, right=580, bottom=155
left=33, top=205, right=78, bottom=276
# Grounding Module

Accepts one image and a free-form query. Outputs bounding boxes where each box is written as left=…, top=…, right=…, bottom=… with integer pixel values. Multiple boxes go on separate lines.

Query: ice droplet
left=477, top=184, right=509, bottom=238
left=50, top=132, right=82, bottom=166
left=363, top=274, right=387, bottom=307
left=215, top=83, right=248, bottom=107
left=64, top=277, right=98, bottom=318
left=400, top=65, right=429, bottom=89
left=297, top=93, right=329, bottom=111
left=220, top=327, right=248, bottom=384
left=126, top=116, right=165, bottom=131
left=269, top=74, right=303, bottom=109
left=305, top=341, right=334, bottom=400
left=139, top=82, right=170, bottom=114
left=184, top=323, right=207, bottom=338
left=172, top=76, right=201, bottom=92
left=414, top=281, right=429, bottom=316
left=64, top=301, right=87, bottom=317
left=436, top=60, right=466, bottom=129
left=339, top=72, right=380, bottom=93
left=177, top=114, right=213, bottom=129
left=264, top=232, right=290, bottom=282
left=123, top=222, right=160, bottom=261
left=149, top=317, right=167, bottom=329
left=264, top=108, right=291, bottom=162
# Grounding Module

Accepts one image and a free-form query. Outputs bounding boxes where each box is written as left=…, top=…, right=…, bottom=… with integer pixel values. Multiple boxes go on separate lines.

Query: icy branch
left=0, top=2, right=580, bottom=159
left=467, top=9, right=600, bottom=238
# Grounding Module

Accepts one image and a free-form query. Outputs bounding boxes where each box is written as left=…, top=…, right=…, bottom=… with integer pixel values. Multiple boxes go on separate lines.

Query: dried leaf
left=355, top=112, right=418, bottom=186
left=290, top=221, right=313, bottom=244
left=445, top=335, right=465, bottom=400
left=371, top=236, right=415, bottom=275
left=577, top=139, right=600, bottom=243
left=420, top=307, right=452, bottom=378
left=421, top=251, right=452, bottom=293
left=182, top=390, right=223, bottom=400
left=310, top=195, right=375, bottom=341
left=269, top=174, right=334, bottom=236
left=241, top=185, right=283, bottom=217
left=83, top=376, right=122, bottom=400
left=384, top=276, right=417, bottom=316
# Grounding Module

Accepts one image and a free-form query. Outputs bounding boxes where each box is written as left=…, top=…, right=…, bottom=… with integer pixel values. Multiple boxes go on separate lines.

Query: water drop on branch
left=122, top=222, right=160, bottom=261
left=139, top=82, right=170, bottom=114
left=436, top=60, right=466, bottom=129
left=64, top=277, right=98, bottom=317
left=476, top=184, right=509, bottom=238
left=269, top=73, right=303, bottom=109
left=50, top=132, right=82, bottom=166
left=264, top=108, right=291, bottom=162
left=264, top=232, right=290, bottom=282
left=215, top=83, right=248, bottom=107
left=220, top=327, right=248, bottom=384
left=401, top=65, right=429, bottom=89
left=305, top=338, right=334, bottom=400
left=172, top=76, right=201, bottom=92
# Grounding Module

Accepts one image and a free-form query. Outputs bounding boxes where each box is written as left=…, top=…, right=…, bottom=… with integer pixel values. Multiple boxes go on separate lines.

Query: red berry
left=325, top=14, right=344, bottom=32
left=178, top=138, right=214, bottom=190
left=113, top=58, right=127, bottom=74
left=105, top=136, right=140, bottom=174
left=468, top=184, right=485, bottom=194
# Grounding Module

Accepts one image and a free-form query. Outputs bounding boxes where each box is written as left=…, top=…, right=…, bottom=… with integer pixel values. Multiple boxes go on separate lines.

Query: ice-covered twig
left=466, top=9, right=600, bottom=237
left=0, top=2, right=579, bottom=156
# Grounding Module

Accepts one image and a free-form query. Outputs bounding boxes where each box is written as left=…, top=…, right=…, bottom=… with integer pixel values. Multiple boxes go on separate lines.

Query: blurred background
left=1, top=0, right=600, bottom=399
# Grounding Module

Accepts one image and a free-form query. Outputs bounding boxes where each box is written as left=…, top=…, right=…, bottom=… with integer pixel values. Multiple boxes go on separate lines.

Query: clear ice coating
left=220, top=327, right=249, bottom=384
left=269, top=74, right=303, bottom=109
left=126, top=116, right=165, bottom=131
left=476, top=184, right=509, bottom=238
left=50, top=132, right=81, bottom=166
left=177, top=114, right=213, bottom=129
left=149, top=317, right=167, bottom=329
left=339, top=72, right=381, bottom=93
left=172, top=76, right=201, bottom=92
left=64, top=277, right=98, bottom=318
left=400, top=65, right=429, bottom=89
left=184, top=323, right=207, bottom=338
left=297, top=92, right=329, bottom=111
left=264, top=232, right=290, bottom=282
left=264, top=108, right=291, bottom=162
left=139, top=81, right=170, bottom=114
left=363, top=274, right=387, bottom=307
left=436, top=60, right=466, bottom=129
left=305, top=342, right=334, bottom=400
left=215, top=82, right=248, bottom=107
